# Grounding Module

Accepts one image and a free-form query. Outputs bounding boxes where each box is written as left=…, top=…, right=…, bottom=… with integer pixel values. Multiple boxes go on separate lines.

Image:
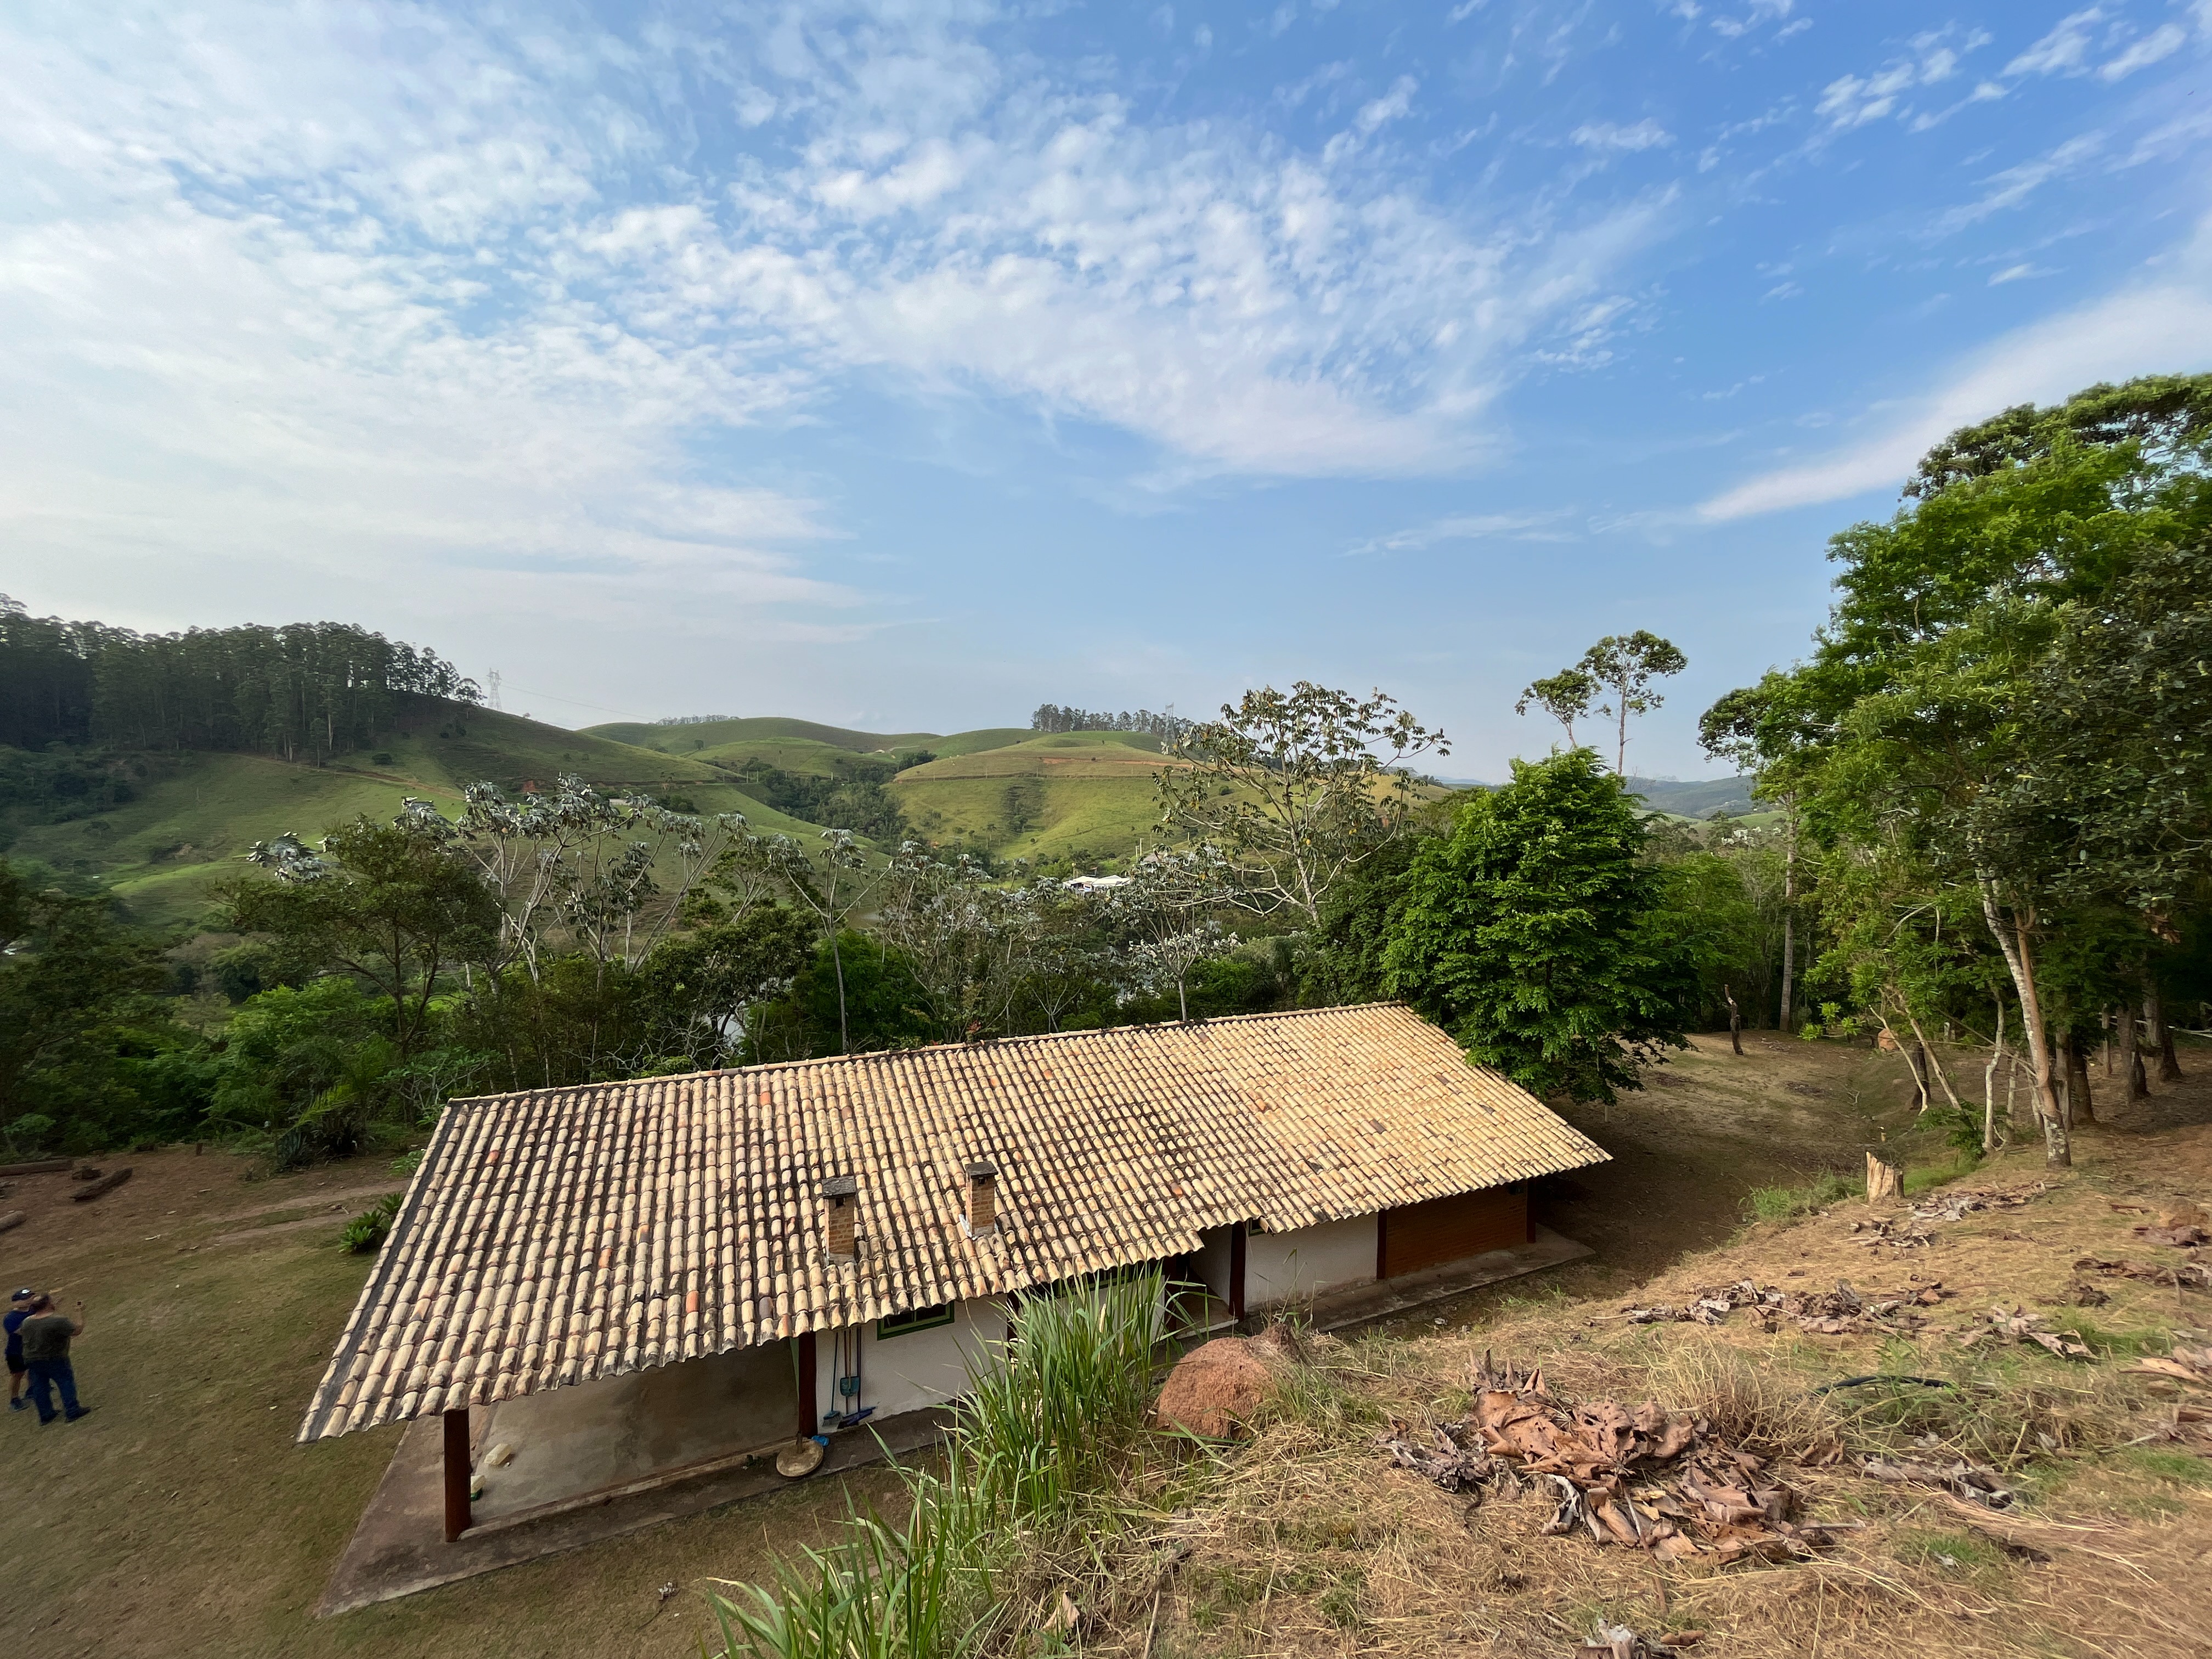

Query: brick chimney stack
left=821, top=1175, right=857, bottom=1261
left=964, top=1161, right=997, bottom=1237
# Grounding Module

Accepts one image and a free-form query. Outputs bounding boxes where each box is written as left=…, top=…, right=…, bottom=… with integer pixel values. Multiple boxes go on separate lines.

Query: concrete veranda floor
left=1303, top=1225, right=1592, bottom=1333
left=316, top=1229, right=1589, bottom=1613
left=318, top=1401, right=952, bottom=1616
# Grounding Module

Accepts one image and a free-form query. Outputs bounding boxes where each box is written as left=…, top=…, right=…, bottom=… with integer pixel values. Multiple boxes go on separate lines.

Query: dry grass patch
left=1080, top=1104, right=2212, bottom=1658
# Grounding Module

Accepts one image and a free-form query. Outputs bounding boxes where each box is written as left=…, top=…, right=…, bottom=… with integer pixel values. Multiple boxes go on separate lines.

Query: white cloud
left=2100, top=22, right=2186, bottom=80
left=2005, top=8, right=2104, bottom=77
left=1987, top=262, right=2053, bottom=284
left=1699, top=228, right=2212, bottom=520
left=1708, top=0, right=1794, bottom=40
left=0, top=0, right=1686, bottom=630
left=1346, top=510, right=1577, bottom=556
left=1570, top=119, right=1674, bottom=151
left=1355, top=76, right=1419, bottom=134
left=1936, top=132, right=2104, bottom=230
left=1818, top=29, right=1994, bottom=133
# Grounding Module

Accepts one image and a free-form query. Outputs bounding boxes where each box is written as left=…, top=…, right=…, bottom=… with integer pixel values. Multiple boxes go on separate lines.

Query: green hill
left=889, top=732, right=1178, bottom=864
left=0, top=708, right=830, bottom=932
left=584, top=716, right=946, bottom=754
left=583, top=717, right=1062, bottom=763
left=1624, top=775, right=1758, bottom=819
left=0, top=713, right=1185, bottom=930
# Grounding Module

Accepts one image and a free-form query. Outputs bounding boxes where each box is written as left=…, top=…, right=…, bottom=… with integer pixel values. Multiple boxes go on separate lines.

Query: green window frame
left=877, top=1302, right=956, bottom=1340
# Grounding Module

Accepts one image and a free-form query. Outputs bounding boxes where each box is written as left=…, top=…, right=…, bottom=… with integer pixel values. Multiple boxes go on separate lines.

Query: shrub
left=341, top=1192, right=402, bottom=1254
left=707, top=1271, right=1164, bottom=1659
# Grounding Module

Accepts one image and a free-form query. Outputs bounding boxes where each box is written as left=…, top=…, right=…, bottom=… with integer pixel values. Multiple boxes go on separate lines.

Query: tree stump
left=1865, top=1153, right=1903, bottom=1204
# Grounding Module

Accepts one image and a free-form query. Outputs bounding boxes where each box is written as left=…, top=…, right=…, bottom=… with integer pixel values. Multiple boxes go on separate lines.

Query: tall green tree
left=0, top=859, right=189, bottom=1151
left=1703, top=373, right=2212, bottom=1165
left=1514, top=668, right=1598, bottom=749
left=225, top=817, right=501, bottom=1058
left=1578, top=631, right=1689, bottom=776
left=1384, top=749, right=1689, bottom=1103
left=1153, top=681, right=1446, bottom=933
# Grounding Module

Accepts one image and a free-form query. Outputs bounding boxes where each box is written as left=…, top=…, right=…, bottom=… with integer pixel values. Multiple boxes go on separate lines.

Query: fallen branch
left=1859, top=1455, right=2015, bottom=1508
left=71, top=1167, right=132, bottom=1202
left=1809, top=1374, right=1957, bottom=1396
left=0, top=1159, right=71, bottom=1177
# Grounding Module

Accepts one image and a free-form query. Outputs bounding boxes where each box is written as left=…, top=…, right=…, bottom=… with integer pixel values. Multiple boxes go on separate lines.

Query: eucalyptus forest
left=1, top=374, right=2206, bottom=1176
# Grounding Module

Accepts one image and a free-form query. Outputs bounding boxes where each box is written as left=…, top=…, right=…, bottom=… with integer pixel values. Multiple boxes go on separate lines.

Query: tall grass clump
left=1744, top=1169, right=1860, bottom=1223
left=709, top=1270, right=1164, bottom=1659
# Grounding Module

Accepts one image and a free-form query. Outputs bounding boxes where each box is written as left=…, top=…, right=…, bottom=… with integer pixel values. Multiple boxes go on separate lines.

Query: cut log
left=1865, top=1153, right=1903, bottom=1204
left=0, top=1159, right=71, bottom=1177
left=0, top=1211, right=24, bottom=1233
left=70, top=1167, right=132, bottom=1203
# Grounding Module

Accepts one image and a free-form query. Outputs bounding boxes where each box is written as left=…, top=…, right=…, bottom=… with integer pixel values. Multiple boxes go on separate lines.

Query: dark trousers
left=26, top=1360, right=81, bottom=1423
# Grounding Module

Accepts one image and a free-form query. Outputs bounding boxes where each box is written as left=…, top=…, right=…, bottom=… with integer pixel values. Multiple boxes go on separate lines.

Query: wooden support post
left=1228, top=1222, right=1248, bottom=1321
left=795, top=1329, right=817, bottom=1440
left=441, top=1407, right=471, bottom=1542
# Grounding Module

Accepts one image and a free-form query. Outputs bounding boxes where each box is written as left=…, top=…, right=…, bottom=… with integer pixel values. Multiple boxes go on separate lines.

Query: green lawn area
left=0, top=1150, right=882, bottom=1658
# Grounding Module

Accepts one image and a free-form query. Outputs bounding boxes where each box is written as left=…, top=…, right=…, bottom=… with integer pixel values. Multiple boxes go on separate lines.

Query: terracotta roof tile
left=298, top=1003, right=1606, bottom=1442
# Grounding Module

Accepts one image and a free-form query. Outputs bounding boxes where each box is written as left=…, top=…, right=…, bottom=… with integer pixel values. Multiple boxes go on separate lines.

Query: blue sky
left=4, top=2, right=2208, bottom=777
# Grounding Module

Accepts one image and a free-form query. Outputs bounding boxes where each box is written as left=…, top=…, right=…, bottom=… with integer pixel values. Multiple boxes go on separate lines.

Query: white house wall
left=814, top=1297, right=1009, bottom=1429
left=1245, top=1215, right=1377, bottom=1308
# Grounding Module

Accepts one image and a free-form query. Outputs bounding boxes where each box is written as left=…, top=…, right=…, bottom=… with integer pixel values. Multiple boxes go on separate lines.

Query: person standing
left=18, top=1294, right=88, bottom=1425
left=4, top=1289, right=30, bottom=1412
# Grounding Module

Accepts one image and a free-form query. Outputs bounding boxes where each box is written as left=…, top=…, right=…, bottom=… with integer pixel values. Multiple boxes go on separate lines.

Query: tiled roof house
left=298, top=1003, right=1608, bottom=1539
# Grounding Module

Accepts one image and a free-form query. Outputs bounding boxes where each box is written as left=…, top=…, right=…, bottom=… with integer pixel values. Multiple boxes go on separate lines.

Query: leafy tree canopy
left=1384, top=749, right=1689, bottom=1104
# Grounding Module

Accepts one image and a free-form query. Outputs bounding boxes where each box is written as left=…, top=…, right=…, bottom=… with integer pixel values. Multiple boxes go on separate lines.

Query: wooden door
left=1379, top=1186, right=1527, bottom=1278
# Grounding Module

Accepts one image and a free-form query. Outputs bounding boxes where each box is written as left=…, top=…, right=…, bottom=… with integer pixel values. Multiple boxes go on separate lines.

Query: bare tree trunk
left=1978, top=879, right=2069, bottom=1165
left=1779, top=802, right=1797, bottom=1031
left=1983, top=996, right=2005, bottom=1156
left=2062, top=1030, right=2095, bottom=1126
left=1905, top=1011, right=1965, bottom=1112
left=2148, top=983, right=2185, bottom=1082
left=2118, top=1002, right=2146, bottom=1104
left=831, top=931, right=850, bottom=1053
left=1891, top=1020, right=1930, bottom=1111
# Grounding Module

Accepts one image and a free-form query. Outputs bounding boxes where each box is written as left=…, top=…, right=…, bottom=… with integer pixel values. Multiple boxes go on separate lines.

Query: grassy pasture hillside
left=586, top=718, right=1056, bottom=764
left=584, top=716, right=945, bottom=754
left=2, top=707, right=826, bottom=932
left=889, top=732, right=1181, bottom=861
left=574, top=720, right=1174, bottom=860
left=695, top=736, right=883, bottom=777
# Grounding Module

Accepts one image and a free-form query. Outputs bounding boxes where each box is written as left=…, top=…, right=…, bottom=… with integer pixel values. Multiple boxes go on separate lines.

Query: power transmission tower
left=487, top=669, right=503, bottom=711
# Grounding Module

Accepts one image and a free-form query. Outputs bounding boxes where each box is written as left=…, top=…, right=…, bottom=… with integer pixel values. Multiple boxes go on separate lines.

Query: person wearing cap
left=17, top=1294, right=88, bottom=1425
left=4, top=1290, right=31, bottom=1412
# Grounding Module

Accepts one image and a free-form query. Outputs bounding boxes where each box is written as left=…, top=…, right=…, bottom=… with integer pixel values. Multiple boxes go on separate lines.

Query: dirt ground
left=0, top=1031, right=2176, bottom=1657
left=1122, top=1040, right=2212, bottom=1659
